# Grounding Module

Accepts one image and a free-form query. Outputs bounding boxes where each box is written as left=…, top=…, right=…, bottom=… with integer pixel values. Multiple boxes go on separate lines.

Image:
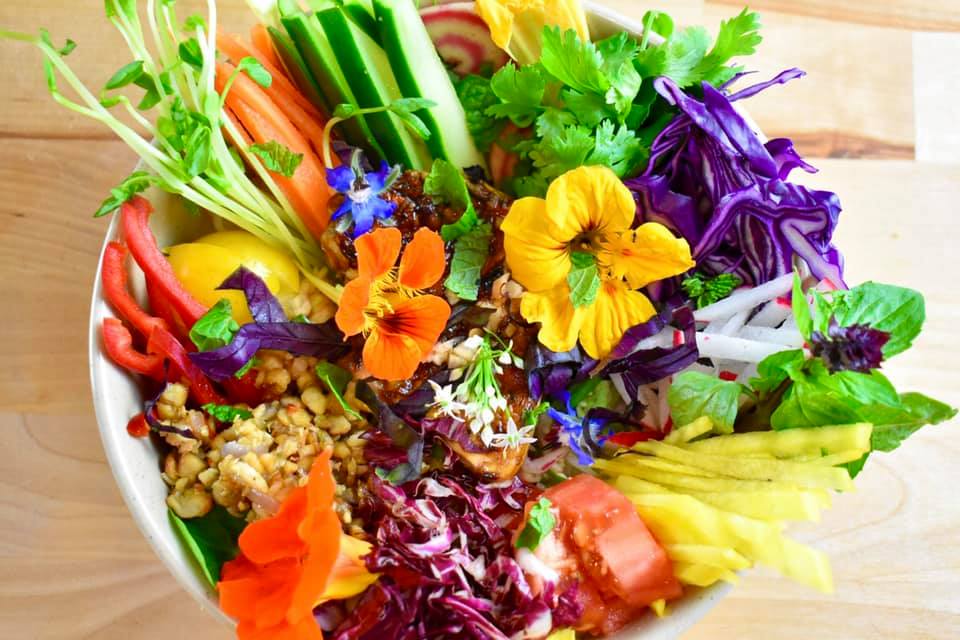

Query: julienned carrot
left=216, top=61, right=331, bottom=239
left=216, top=31, right=332, bottom=159
left=250, top=23, right=283, bottom=71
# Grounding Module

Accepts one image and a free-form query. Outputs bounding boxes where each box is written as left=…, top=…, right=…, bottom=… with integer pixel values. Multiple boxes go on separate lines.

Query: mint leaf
left=104, top=60, right=145, bottom=90
left=444, top=223, right=492, bottom=301
left=567, top=251, right=600, bottom=308
left=681, top=272, right=742, bottom=308
left=425, top=159, right=480, bottom=242
left=455, top=74, right=504, bottom=152
left=169, top=507, right=247, bottom=588
left=539, top=27, right=608, bottom=95
left=238, top=56, right=271, bottom=88
left=515, top=498, right=556, bottom=551
left=668, top=371, right=743, bottom=434
left=190, top=299, right=240, bottom=352
left=249, top=141, right=304, bottom=178
left=315, top=362, right=361, bottom=419
left=202, top=403, right=253, bottom=423
left=487, top=64, right=545, bottom=127
left=829, top=282, right=924, bottom=357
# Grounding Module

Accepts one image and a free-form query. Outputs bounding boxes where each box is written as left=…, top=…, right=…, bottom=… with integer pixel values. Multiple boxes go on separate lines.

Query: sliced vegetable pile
left=6, top=1, right=955, bottom=639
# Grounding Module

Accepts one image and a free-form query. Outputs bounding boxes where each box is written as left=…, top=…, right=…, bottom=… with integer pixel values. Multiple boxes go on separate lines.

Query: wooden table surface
left=1, top=1, right=958, bottom=638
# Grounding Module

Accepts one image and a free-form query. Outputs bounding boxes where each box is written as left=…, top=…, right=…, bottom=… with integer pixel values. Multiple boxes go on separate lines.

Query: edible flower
left=327, top=150, right=399, bottom=238
left=810, top=318, right=890, bottom=373
left=502, top=166, right=694, bottom=359
left=218, top=450, right=343, bottom=640
left=489, top=418, right=537, bottom=449
left=546, top=391, right=611, bottom=465
left=335, top=227, right=451, bottom=381
left=476, top=0, right=590, bottom=64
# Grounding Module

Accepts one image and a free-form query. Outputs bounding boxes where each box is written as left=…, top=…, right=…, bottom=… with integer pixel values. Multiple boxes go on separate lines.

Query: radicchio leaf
left=216, top=266, right=286, bottom=324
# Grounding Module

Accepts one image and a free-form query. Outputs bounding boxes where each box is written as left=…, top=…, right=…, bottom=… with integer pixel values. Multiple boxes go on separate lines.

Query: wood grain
left=1, top=1, right=959, bottom=639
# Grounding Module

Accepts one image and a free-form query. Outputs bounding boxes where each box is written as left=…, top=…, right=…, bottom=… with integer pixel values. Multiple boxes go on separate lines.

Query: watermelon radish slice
left=419, top=1, right=508, bottom=76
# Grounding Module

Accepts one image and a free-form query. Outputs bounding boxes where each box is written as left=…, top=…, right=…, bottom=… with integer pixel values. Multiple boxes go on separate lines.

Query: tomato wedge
left=525, top=475, right=681, bottom=635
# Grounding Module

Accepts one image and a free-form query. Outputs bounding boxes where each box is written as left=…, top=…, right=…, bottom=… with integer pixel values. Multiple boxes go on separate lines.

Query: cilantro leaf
left=560, top=88, right=613, bottom=128
left=515, top=498, right=556, bottom=551
left=486, top=63, right=545, bottom=127
left=202, top=403, right=253, bottom=423
left=190, top=299, right=240, bottom=352
left=444, top=223, right=492, bottom=301
left=681, top=272, right=742, bottom=308
left=668, top=371, right=743, bottom=434
left=94, top=171, right=158, bottom=217
left=315, top=362, right=361, bottom=419
left=636, top=25, right=711, bottom=87
left=529, top=124, right=594, bottom=180
left=539, top=27, right=608, bottom=95
left=642, top=10, right=675, bottom=42
left=168, top=507, right=247, bottom=588
left=694, top=8, right=763, bottom=85
left=424, top=159, right=481, bottom=242
left=567, top=251, right=600, bottom=308
left=587, top=120, right=646, bottom=177
left=249, top=141, right=304, bottom=178
left=596, top=32, right=642, bottom=116
left=455, top=74, right=504, bottom=152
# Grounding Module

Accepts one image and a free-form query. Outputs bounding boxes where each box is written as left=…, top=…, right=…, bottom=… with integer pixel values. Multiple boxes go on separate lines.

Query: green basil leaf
left=668, top=371, right=743, bottom=434
left=315, top=362, right=361, bottom=419
left=829, top=282, right=925, bottom=357
left=190, top=299, right=240, bottom=352
left=515, top=498, right=556, bottom=552
left=168, top=506, right=246, bottom=587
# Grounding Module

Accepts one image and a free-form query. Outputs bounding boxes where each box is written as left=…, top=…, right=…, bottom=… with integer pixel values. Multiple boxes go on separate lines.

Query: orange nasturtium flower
left=502, top=166, right=695, bottom=359
left=335, top=227, right=451, bottom=381
left=218, top=450, right=375, bottom=640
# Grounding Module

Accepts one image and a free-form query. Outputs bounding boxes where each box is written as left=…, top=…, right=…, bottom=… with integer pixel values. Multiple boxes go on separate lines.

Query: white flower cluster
left=427, top=334, right=534, bottom=450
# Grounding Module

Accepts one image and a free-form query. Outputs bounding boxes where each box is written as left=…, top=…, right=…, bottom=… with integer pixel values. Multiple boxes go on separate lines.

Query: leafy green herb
left=182, top=14, right=207, bottom=32
left=189, top=299, right=240, bottom=352
left=523, top=401, right=550, bottom=426
left=567, top=251, right=601, bottom=308
left=859, top=392, right=957, bottom=452
left=791, top=272, right=813, bottom=338
left=178, top=37, right=204, bottom=70
left=249, top=141, right=304, bottom=178
left=315, top=362, right=361, bottom=419
left=424, top=159, right=481, bottom=242
left=827, top=282, right=924, bottom=357
left=515, top=498, right=556, bottom=551
left=681, top=272, right=742, bottom=308
left=237, top=56, right=272, bottom=88
left=94, top=171, right=158, bottom=217
left=539, top=27, right=609, bottom=95
left=694, top=8, right=763, bottom=85
left=333, top=97, right=436, bottom=140
left=444, top=223, right=492, bottom=301
left=168, top=507, right=247, bottom=588
left=202, top=403, right=253, bottom=423
left=573, top=379, right=622, bottom=415
left=486, top=64, right=546, bottom=127
left=668, top=371, right=743, bottom=434
left=455, top=74, right=505, bottom=153
left=641, top=10, right=675, bottom=43
left=234, top=356, right=258, bottom=379
left=104, top=60, right=145, bottom=90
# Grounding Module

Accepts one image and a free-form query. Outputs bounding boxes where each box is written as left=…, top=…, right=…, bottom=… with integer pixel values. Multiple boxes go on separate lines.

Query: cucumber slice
left=373, top=0, right=486, bottom=171
left=317, top=6, right=432, bottom=170
left=267, top=25, right=329, bottom=113
left=307, top=0, right=380, bottom=43
left=278, top=6, right=386, bottom=162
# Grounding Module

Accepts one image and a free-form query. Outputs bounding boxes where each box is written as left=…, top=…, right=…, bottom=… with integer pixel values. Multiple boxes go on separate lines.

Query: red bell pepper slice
left=607, top=430, right=660, bottom=448
left=147, top=279, right=191, bottom=344
left=121, top=196, right=208, bottom=329
left=147, top=326, right=225, bottom=406
left=126, top=412, right=150, bottom=438
left=102, top=318, right=164, bottom=380
left=102, top=241, right=168, bottom=338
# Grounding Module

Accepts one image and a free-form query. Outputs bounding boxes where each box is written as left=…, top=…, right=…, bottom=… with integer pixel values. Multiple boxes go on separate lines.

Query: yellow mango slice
left=663, top=416, right=714, bottom=444
left=684, top=423, right=872, bottom=458
left=665, top=544, right=751, bottom=571
left=673, top=562, right=739, bottom=587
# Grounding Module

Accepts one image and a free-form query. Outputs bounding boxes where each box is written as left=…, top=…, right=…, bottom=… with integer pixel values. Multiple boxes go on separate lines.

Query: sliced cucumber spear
left=373, top=0, right=486, bottom=171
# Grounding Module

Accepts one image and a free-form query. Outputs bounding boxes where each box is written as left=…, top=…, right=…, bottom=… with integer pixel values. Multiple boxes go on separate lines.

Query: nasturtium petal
left=600, top=223, right=695, bottom=289
left=578, top=279, right=657, bottom=359
left=355, top=227, right=402, bottom=280
left=545, top=165, right=635, bottom=240
left=501, top=197, right=571, bottom=292
left=334, top=277, right=371, bottom=337
left=398, top=228, right=446, bottom=290
left=520, top=283, right=587, bottom=354
left=362, top=328, right=423, bottom=381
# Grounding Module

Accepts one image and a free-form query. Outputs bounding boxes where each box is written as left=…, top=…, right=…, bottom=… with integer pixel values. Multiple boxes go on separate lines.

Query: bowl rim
left=87, top=1, right=734, bottom=637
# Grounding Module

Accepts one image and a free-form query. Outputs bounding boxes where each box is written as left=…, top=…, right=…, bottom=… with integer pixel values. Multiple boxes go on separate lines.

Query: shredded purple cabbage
left=525, top=344, right=592, bottom=401
left=332, top=474, right=572, bottom=640
left=628, top=71, right=845, bottom=288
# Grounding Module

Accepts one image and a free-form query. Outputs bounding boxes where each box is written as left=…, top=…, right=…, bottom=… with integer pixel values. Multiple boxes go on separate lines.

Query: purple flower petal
left=326, top=165, right=355, bottom=193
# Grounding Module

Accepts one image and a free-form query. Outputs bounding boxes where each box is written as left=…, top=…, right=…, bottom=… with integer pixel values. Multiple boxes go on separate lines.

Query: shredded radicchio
left=331, top=474, right=580, bottom=640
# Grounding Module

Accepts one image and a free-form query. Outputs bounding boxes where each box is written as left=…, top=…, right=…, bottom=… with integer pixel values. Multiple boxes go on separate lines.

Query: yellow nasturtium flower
left=316, top=533, right=379, bottom=604
left=502, top=166, right=695, bottom=359
left=475, top=0, right=590, bottom=64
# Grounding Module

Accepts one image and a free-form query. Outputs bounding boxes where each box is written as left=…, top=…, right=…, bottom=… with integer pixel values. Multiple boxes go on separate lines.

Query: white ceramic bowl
left=89, top=3, right=732, bottom=637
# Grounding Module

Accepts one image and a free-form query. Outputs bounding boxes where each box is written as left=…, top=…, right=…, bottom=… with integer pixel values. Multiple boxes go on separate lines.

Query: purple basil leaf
left=217, top=266, right=287, bottom=324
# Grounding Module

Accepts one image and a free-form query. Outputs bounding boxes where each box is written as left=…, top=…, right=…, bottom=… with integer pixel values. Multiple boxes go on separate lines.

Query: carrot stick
left=251, top=23, right=283, bottom=71
left=216, top=31, right=333, bottom=159
left=216, top=61, right=332, bottom=238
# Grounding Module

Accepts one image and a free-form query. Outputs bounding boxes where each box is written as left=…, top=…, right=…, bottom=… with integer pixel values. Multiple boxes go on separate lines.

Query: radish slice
left=420, top=2, right=508, bottom=76
left=738, top=326, right=804, bottom=347
left=697, top=333, right=792, bottom=363
left=694, top=273, right=794, bottom=322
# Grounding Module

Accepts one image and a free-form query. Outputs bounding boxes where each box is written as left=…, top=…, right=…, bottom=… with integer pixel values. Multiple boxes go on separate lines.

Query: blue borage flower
left=326, top=149, right=400, bottom=238
left=547, top=391, right=613, bottom=465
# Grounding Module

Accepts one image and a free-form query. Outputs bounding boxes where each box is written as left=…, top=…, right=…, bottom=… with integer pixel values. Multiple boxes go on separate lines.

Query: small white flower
left=479, top=425, right=496, bottom=448
left=485, top=385, right=496, bottom=398
left=480, top=406, right=495, bottom=425
left=449, top=367, right=464, bottom=382
left=494, top=363, right=504, bottom=374
left=427, top=380, right=465, bottom=417
left=489, top=419, right=537, bottom=449
left=469, top=415, right=484, bottom=435
left=491, top=396, right=508, bottom=411
left=498, top=351, right=513, bottom=366
left=512, top=354, right=524, bottom=368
